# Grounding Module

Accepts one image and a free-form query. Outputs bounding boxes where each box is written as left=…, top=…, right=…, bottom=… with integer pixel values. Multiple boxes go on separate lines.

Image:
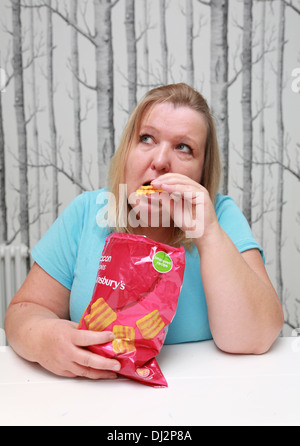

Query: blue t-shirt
left=31, top=189, right=264, bottom=344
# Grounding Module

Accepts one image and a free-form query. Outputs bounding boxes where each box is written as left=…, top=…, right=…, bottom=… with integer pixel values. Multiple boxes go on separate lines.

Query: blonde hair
left=108, top=83, right=221, bottom=246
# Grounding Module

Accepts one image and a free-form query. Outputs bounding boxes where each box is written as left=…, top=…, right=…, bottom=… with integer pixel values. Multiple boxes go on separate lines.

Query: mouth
left=142, top=180, right=152, bottom=187
left=136, top=180, right=164, bottom=196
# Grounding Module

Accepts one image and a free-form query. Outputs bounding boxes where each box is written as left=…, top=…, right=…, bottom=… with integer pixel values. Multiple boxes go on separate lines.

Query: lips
left=142, top=180, right=153, bottom=187
left=136, top=183, right=164, bottom=196
left=136, top=180, right=153, bottom=191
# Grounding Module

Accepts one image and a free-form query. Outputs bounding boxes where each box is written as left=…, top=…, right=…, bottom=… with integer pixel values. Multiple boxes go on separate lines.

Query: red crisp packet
left=78, top=232, right=185, bottom=387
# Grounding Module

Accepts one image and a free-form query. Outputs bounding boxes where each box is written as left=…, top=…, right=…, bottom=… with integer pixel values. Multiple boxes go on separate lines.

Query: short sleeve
left=215, top=194, right=265, bottom=262
left=31, top=193, right=86, bottom=289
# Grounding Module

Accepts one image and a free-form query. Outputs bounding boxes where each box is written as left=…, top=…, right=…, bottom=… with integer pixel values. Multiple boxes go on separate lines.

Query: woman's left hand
left=151, top=173, right=218, bottom=241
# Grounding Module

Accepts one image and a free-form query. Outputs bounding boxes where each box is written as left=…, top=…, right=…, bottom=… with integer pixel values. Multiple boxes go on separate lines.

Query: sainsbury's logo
left=97, top=275, right=125, bottom=291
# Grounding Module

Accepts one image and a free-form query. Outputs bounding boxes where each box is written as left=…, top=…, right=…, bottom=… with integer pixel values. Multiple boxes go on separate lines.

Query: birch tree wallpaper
left=0, top=0, right=299, bottom=335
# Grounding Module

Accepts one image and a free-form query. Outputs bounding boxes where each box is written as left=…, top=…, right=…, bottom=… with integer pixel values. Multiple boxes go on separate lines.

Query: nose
left=150, top=143, right=170, bottom=173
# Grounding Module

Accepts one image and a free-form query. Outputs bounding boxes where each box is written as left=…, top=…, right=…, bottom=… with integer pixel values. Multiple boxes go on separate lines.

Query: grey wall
left=0, top=0, right=299, bottom=334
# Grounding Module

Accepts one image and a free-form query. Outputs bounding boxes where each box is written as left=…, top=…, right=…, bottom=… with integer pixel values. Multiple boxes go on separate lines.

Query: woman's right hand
left=36, top=318, right=121, bottom=379
left=5, top=263, right=121, bottom=380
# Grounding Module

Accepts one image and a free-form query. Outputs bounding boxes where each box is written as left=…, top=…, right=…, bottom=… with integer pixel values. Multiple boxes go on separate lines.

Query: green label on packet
left=152, top=251, right=173, bottom=273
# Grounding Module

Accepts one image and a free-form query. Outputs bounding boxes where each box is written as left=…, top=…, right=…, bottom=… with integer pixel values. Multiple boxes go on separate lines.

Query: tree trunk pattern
left=70, top=0, right=83, bottom=195
left=94, top=0, right=115, bottom=188
left=160, top=0, right=168, bottom=84
left=12, top=0, right=29, bottom=246
left=46, top=0, right=59, bottom=220
left=210, top=0, right=229, bottom=195
left=241, top=0, right=253, bottom=225
left=0, top=88, right=7, bottom=243
left=125, top=0, right=137, bottom=114
left=276, top=0, right=286, bottom=302
left=29, top=4, right=41, bottom=238
left=186, top=0, right=194, bottom=88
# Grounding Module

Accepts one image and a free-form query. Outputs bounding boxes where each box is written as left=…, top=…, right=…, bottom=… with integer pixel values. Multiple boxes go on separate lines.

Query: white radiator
left=0, top=244, right=29, bottom=345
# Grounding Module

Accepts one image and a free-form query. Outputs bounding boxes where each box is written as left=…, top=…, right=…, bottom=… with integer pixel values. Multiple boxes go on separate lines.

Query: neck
left=132, top=226, right=175, bottom=245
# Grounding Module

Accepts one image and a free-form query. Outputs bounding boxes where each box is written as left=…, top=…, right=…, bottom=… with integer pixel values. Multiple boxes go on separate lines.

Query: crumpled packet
left=78, top=232, right=185, bottom=387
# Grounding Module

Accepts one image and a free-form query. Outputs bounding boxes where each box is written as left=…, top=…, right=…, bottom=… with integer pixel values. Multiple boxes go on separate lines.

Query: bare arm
left=153, top=174, right=284, bottom=354
left=4, top=263, right=121, bottom=378
left=195, top=226, right=284, bottom=354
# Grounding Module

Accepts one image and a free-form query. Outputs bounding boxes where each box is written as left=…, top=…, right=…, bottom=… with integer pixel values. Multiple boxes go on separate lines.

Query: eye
left=176, top=143, right=193, bottom=154
left=140, top=134, right=153, bottom=144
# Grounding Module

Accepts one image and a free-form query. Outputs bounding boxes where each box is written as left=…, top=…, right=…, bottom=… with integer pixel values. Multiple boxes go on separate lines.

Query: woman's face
left=124, top=102, right=207, bottom=197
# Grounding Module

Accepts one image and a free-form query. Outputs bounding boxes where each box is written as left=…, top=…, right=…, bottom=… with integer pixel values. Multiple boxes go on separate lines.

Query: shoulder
left=213, top=193, right=264, bottom=259
left=214, top=193, right=249, bottom=227
left=70, top=188, right=108, bottom=208
left=30, top=189, right=110, bottom=289
left=33, top=188, right=109, bottom=243
left=62, top=188, right=108, bottom=221
left=214, top=193, right=242, bottom=217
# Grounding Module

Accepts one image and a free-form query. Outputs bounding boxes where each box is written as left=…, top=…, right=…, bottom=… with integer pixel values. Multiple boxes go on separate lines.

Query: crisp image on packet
left=78, top=232, right=185, bottom=387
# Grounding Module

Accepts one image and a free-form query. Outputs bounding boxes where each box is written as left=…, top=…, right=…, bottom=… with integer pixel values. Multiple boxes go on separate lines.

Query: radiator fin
left=0, top=245, right=28, bottom=345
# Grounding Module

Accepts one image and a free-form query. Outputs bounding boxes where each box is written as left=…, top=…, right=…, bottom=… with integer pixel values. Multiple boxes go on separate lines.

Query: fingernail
left=106, top=332, right=115, bottom=341
left=113, top=362, right=121, bottom=371
left=108, top=372, right=118, bottom=379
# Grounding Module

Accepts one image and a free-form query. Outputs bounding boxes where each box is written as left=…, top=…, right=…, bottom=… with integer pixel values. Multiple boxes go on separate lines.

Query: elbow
left=214, top=316, right=284, bottom=356
left=214, top=340, right=271, bottom=356
left=4, top=302, right=16, bottom=343
left=212, top=297, right=285, bottom=355
left=252, top=311, right=285, bottom=355
left=215, top=338, right=275, bottom=355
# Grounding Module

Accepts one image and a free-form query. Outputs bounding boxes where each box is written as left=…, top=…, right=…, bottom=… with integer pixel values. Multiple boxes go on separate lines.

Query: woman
left=5, top=83, right=284, bottom=379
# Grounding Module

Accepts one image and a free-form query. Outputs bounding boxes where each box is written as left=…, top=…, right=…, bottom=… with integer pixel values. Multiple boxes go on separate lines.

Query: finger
left=154, top=180, right=202, bottom=196
left=72, top=329, right=115, bottom=347
left=75, top=347, right=121, bottom=372
left=152, top=173, right=196, bottom=187
left=152, top=173, right=182, bottom=184
left=69, top=363, right=119, bottom=380
left=168, top=183, right=202, bottom=194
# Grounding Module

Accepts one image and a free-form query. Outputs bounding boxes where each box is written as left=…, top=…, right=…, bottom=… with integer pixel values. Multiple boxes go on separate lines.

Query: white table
left=1, top=337, right=300, bottom=426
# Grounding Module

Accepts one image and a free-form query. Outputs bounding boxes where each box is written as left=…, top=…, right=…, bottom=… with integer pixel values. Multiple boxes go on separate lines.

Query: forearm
left=195, top=225, right=284, bottom=354
left=4, top=264, right=120, bottom=379
left=4, top=302, right=59, bottom=363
